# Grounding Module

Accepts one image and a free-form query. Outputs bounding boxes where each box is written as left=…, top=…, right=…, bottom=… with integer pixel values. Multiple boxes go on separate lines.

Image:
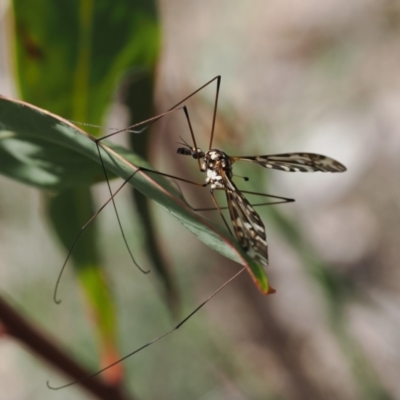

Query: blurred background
left=1, top=0, right=400, bottom=399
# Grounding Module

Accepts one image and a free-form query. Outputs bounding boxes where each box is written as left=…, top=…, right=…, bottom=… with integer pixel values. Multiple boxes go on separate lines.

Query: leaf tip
left=266, top=286, right=276, bottom=295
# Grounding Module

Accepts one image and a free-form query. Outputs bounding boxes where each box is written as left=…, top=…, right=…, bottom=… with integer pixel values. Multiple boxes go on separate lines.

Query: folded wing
left=223, top=173, right=269, bottom=267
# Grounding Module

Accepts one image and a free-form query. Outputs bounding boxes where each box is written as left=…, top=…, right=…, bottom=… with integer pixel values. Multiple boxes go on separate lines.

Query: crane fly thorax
left=202, top=149, right=233, bottom=189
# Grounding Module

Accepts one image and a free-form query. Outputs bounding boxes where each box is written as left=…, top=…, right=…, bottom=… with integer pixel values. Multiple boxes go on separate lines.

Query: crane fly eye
left=193, top=152, right=200, bottom=159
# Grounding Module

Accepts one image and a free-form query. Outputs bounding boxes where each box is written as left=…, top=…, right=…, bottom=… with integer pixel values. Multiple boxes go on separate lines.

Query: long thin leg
left=96, top=126, right=205, bottom=280
left=58, top=79, right=220, bottom=299
left=53, top=169, right=142, bottom=304
left=167, top=76, right=221, bottom=113
left=188, top=199, right=293, bottom=212
left=179, top=188, right=294, bottom=212
left=47, top=266, right=246, bottom=390
left=89, top=79, right=220, bottom=284
left=182, top=106, right=202, bottom=172
left=92, top=106, right=200, bottom=282
left=136, top=166, right=207, bottom=187
left=56, top=107, right=192, bottom=297
left=208, top=76, right=221, bottom=150
left=236, top=190, right=294, bottom=201
left=97, top=76, right=222, bottom=142
left=54, top=165, right=207, bottom=303
left=207, top=189, right=294, bottom=238
left=209, top=190, right=233, bottom=236
left=94, top=107, right=202, bottom=267
left=173, top=76, right=221, bottom=151
left=92, top=80, right=218, bottom=283
left=98, top=106, right=186, bottom=141
left=55, top=105, right=205, bottom=301
left=96, top=144, right=150, bottom=276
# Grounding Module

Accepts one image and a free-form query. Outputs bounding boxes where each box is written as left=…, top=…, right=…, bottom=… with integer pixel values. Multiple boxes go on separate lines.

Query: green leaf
left=0, top=95, right=274, bottom=295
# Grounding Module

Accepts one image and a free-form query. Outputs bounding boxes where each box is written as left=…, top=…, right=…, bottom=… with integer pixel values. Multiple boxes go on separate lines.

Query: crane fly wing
left=232, top=152, right=346, bottom=173
left=222, top=173, right=269, bottom=267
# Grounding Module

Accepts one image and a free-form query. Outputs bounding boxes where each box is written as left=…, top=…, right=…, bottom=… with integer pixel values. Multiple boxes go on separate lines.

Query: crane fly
left=49, top=76, right=346, bottom=390
left=169, top=75, right=345, bottom=278
left=176, top=145, right=346, bottom=270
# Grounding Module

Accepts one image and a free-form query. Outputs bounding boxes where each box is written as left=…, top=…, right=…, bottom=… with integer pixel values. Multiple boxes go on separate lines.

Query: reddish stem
left=0, top=295, right=134, bottom=400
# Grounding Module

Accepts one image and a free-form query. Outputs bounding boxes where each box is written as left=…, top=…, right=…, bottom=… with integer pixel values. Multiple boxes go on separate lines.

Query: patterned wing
left=223, top=175, right=269, bottom=267
left=232, top=153, right=346, bottom=173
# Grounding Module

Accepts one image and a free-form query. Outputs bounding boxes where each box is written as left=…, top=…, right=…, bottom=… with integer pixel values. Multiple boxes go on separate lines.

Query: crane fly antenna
left=175, top=135, right=192, bottom=148
left=47, top=267, right=246, bottom=390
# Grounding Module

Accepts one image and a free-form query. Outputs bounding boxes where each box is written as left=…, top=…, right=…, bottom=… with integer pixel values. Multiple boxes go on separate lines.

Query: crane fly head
left=176, top=144, right=205, bottom=159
